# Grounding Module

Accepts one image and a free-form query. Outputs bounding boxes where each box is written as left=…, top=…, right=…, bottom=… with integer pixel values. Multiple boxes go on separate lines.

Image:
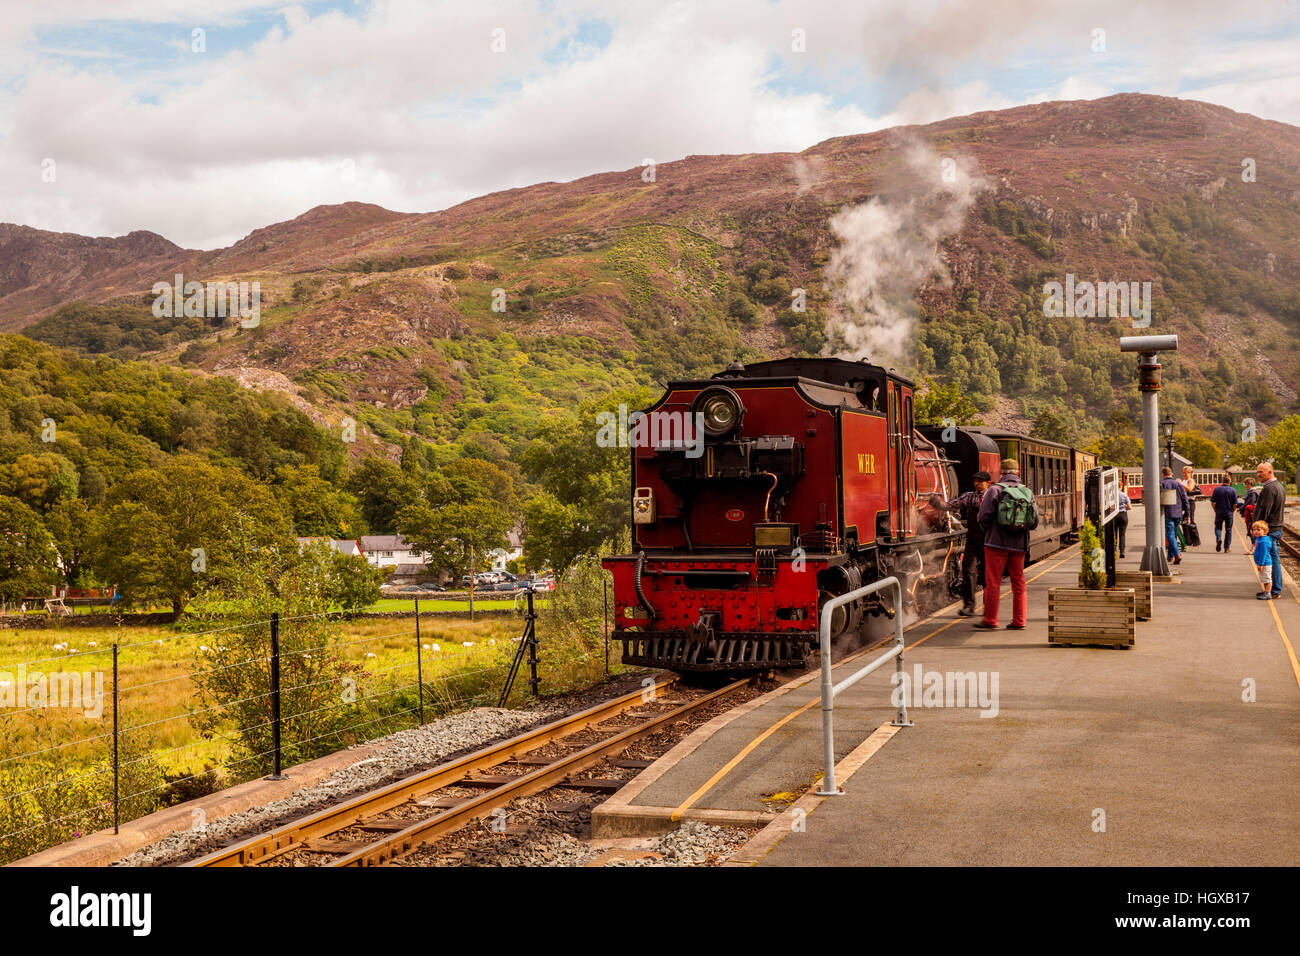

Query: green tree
left=1087, top=412, right=1144, bottom=466
left=325, top=547, right=384, bottom=615
left=438, top=457, right=519, bottom=512
left=90, top=456, right=292, bottom=617
left=1, top=453, right=78, bottom=511
left=1175, top=430, right=1223, bottom=468
left=1229, top=414, right=1300, bottom=482
left=274, top=465, right=366, bottom=538
left=346, top=457, right=420, bottom=533
left=186, top=541, right=379, bottom=772
left=913, top=377, right=983, bottom=426
left=1032, top=409, right=1072, bottom=444
left=397, top=500, right=512, bottom=585
left=44, top=497, right=93, bottom=587
left=519, top=388, right=654, bottom=571
left=0, top=496, right=53, bottom=607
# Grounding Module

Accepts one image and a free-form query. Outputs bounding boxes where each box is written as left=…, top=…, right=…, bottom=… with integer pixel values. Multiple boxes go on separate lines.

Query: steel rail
left=333, top=677, right=750, bottom=866
left=187, top=675, right=684, bottom=867
left=1280, top=527, right=1300, bottom=562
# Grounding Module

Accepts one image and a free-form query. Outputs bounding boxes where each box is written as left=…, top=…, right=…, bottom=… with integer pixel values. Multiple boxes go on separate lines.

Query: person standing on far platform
left=1210, top=474, right=1238, bottom=554
left=1252, top=462, right=1285, bottom=600
left=1240, top=477, right=1259, bottom=538
left=946, top=470, right=992, bottom=617
left=1179, top=466, right=1199, bottom=528
left=1115, top=487, right=1131, bottom=558
left=1251, top=521, right=1280, bottom=601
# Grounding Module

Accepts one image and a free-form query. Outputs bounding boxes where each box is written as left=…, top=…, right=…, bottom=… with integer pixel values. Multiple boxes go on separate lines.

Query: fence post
left=415, top=597, right=425, bottom=725
left=265, top=612, right=287, bottom=780
left=526, top=587, right=540, bottom=698
left=112, top=642, right=120, bottom=834
left=603, top=577, right=609, bottom=676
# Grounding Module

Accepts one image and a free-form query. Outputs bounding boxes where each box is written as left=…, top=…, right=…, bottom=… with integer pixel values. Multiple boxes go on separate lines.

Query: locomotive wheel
left=818, top=588, right=851, bottom=639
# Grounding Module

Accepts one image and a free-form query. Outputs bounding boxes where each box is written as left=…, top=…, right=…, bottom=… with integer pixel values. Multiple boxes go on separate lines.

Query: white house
left=295, top=538, right=364, bottom=559
left=359, top=535, right=429, bottom=570
left=488, top=529, right=524, bottom=572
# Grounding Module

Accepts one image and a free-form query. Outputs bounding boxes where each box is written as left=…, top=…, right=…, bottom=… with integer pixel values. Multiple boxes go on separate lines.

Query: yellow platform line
left=669, top=541, right=1082, bottom=821
left=1232, top=514, right=1300, bottom=692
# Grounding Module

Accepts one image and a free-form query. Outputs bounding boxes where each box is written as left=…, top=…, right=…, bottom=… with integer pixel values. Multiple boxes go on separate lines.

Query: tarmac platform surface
left=597, top=508, right=1300, bottom=865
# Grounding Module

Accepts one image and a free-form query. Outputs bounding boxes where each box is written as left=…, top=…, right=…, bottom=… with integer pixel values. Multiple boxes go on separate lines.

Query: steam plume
left=823, top=138, right=987, bottom=369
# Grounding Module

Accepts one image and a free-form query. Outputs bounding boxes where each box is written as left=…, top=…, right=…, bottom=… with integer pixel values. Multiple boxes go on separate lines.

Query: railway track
left=1280, top=526, right=1300, bottom=563
left=186, top=675, right=750, bottom=868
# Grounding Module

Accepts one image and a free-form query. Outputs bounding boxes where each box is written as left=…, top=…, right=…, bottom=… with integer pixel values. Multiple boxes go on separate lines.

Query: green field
left=0, top=615, right=520, bottom=774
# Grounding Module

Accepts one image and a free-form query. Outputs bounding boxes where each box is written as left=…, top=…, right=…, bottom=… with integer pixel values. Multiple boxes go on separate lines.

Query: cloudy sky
left=2, top=0, right=1299, bottom=249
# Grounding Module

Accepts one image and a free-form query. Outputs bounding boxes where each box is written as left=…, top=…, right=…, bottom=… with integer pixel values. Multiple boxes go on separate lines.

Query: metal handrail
left=816, top=575, right=912, bottom=796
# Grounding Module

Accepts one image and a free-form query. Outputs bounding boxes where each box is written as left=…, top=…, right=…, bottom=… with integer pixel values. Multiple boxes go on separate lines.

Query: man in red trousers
left=974, top=458, right=1038, bottom=630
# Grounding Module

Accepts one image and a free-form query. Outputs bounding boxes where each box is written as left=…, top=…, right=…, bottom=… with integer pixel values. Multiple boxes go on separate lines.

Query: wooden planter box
left=1112, top=570, right=1154, bottom=621
left=1048, top=587, right=1137, bottom=648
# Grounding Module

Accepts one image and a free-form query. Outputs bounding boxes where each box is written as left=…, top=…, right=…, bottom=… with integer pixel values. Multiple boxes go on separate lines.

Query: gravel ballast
left=116, top=706, right=559, bottom=866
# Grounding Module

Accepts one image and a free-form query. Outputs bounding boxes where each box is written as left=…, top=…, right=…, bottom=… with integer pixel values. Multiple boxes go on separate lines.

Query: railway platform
left=594, top=508, right=1300, bottom=865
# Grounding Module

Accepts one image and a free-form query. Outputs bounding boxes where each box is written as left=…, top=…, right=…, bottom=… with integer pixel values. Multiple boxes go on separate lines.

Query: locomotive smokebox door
left=632, top=486, right=656, bottom=524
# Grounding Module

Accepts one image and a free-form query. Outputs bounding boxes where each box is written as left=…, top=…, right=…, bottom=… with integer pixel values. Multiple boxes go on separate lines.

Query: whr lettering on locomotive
left=602, top=357, right=1096, bottom=673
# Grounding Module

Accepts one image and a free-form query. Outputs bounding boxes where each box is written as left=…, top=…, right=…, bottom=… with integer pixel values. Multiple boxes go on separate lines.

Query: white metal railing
left=815, top=575, right=912, bottom=796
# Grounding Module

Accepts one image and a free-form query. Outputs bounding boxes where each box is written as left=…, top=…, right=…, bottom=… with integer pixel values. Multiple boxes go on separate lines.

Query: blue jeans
left=1269, top=531, right=1283, bottom=595
left=1165, top=517, right=1181, bottom=559
left=1214, top=514, right=1233, bottom=550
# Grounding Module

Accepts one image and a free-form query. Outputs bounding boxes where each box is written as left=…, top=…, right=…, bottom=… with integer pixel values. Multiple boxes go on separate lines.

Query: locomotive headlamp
left=632, top=487, right=656, bottom=524
left=693, top=386, right=745, bottom=439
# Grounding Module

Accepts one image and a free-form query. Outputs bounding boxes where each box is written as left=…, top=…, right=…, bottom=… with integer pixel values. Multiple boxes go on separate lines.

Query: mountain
left=2, top=93, right=1298, bottom=459
left=0, top=225, right=187, bottom=324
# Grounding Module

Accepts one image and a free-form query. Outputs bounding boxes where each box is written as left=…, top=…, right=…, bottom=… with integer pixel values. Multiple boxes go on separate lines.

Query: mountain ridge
left=3, top=92, right=1298, bottom=457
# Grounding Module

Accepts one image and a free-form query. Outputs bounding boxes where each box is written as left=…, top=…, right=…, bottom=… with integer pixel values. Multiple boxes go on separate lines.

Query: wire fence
left=0, top=589, right=612, bottom=864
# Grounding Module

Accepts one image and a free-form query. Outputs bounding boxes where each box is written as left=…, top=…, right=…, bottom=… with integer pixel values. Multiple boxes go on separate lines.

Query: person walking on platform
left=1253, top=462, right=1285, bottom=599
left=1115, top=487, right=1131, bottom=558
left=1251, top=520, right=1279, bottom=600
left=1160, top=466, right=1190, bottom=565
left=974, top=458, right=1037, bottom=631
left=1210, top=474, right=1239, bottom=553
left=946, top=470, right=992, bottom=616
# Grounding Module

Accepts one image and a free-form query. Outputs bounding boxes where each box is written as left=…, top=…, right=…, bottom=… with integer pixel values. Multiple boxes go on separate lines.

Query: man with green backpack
left=974, top=458, right=1038, bottom=630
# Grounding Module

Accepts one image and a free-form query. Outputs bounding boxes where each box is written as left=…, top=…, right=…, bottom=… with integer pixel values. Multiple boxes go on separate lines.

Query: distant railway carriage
left=1121, top=466, right=1238, bottom=505
left=602, top=357, right=1109, bottom=674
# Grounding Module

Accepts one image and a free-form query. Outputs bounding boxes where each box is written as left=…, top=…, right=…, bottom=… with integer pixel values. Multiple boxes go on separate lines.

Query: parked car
left=393, top=585, right=425, bottom=593
left=418, top=583, right=446, bottom=592
left=490, top=581, right=519, bottom=592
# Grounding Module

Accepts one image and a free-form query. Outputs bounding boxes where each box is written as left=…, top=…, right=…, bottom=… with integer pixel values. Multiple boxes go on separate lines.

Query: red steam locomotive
left=601, top=357, right=1087, bottom=672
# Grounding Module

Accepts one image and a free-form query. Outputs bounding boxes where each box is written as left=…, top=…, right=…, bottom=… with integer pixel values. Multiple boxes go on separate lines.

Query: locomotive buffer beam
left=613, top=628, right=810, bottom=672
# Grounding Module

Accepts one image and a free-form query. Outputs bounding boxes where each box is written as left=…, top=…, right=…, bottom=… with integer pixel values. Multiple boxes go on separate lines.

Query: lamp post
left=1120, top=334, right=1178, bottom=577
left=1161, top=418, right=1176, bottom=472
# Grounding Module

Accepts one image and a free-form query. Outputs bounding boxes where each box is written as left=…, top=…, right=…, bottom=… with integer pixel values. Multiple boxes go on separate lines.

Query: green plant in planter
left=1079, top=519, right=1106, bottom=590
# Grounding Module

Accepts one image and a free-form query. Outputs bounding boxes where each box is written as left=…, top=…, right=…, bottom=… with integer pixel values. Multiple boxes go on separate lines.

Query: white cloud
left=1, top=0, right=1298, bottom=248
